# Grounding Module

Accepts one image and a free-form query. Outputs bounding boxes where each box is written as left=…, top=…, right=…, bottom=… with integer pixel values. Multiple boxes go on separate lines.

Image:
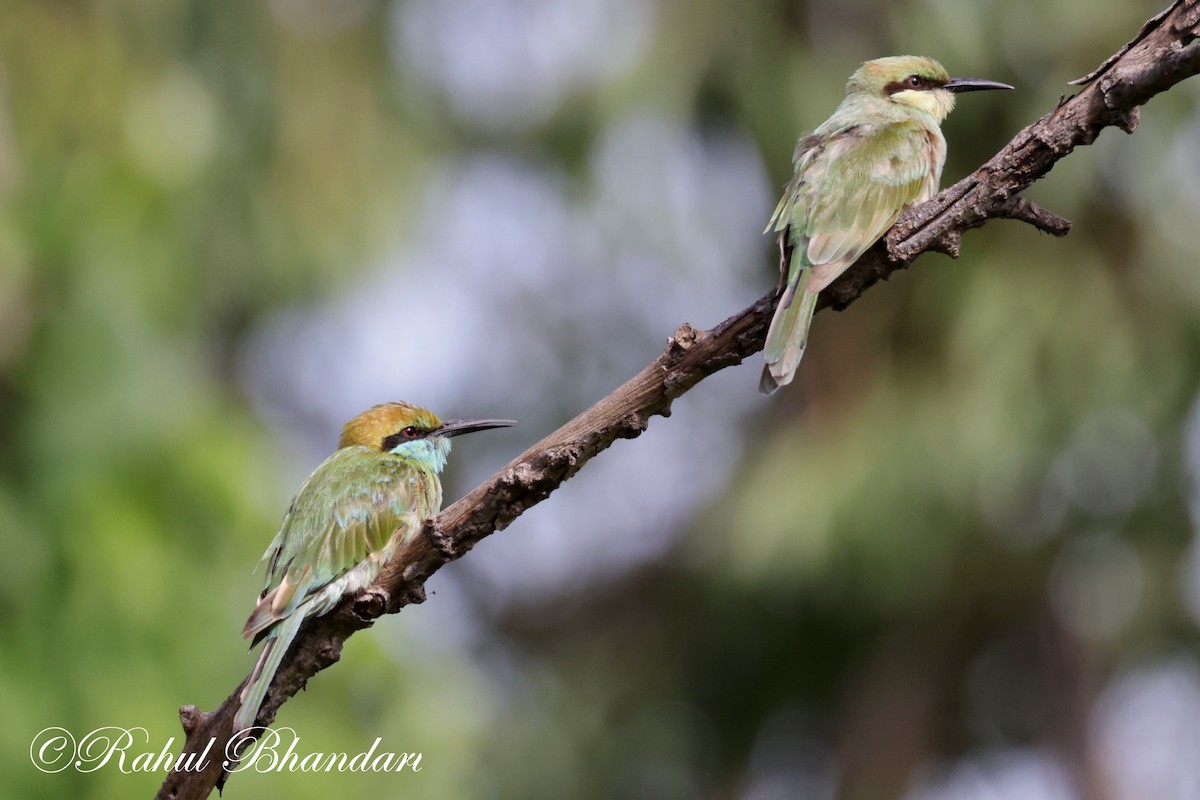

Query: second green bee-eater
left=234, top=402, right=514, bottom=732
left=760, top=55, right=1012, bottom=394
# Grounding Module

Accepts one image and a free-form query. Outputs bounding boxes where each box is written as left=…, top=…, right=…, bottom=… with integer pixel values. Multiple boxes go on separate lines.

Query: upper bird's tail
left=234, top=611, right=305, bottom=732
left=760, top=266, right=819, bottom=395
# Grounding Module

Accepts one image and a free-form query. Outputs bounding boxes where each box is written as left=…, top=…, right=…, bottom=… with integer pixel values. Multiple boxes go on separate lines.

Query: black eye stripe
left=883, top=75, right=947, bottom=96
left=381, top=427, right=431, bottom=450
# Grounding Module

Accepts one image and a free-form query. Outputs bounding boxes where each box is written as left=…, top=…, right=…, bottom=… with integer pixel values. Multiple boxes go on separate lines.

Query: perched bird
left=760, top=56, right=1012, bottom=394
left=234, top=402, right=514, bottom=731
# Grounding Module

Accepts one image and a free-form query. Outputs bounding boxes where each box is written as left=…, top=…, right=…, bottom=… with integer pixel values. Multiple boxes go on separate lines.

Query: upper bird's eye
left=906, top=75, right=923, bottom=88
left=401, top=426, right=420, bottom=439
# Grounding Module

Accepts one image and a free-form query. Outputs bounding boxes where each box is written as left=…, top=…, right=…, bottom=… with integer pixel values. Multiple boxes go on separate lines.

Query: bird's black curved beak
left=945, top=77, right=1014, bottom=93
left=437, top=419, right=517, bottom=438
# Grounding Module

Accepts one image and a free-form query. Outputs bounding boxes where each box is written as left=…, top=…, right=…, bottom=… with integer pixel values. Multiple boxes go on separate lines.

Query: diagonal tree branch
left=155, top=3, right=1200, bottom=797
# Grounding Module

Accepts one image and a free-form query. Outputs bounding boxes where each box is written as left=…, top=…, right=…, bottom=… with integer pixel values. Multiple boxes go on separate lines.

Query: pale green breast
left=774, top=118, right=946, bottom=293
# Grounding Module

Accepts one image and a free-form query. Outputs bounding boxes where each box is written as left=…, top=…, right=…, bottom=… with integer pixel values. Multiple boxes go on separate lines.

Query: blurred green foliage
left=2, top=1, right=1199, bottom=799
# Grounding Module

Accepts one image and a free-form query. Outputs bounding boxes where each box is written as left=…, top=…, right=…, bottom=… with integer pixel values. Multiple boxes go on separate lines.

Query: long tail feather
left=234, top=612, right=305, bottom=732
left=760, top=267, right=818, bottom=395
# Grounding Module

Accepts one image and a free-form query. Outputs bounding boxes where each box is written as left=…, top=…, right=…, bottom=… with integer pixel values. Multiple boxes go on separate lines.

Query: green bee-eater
left=234, top=402, right=514, bottom=732
left=760, top=55, right=1012, bottom=394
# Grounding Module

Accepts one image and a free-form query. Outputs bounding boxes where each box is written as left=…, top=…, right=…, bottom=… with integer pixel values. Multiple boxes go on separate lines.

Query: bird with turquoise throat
left=760, top=55, right=1012, bottom=394
left=234, top=402, right=514, bottom=732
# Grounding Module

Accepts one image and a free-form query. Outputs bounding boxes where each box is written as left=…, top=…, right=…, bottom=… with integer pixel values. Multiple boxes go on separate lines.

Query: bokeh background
left=4, top=0, right=1200, bottom=798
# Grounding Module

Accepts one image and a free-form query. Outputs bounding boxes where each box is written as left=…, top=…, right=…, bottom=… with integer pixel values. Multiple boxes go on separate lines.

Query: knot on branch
left=522, top=448, right=577, bottom=483
left=928, top=229, right=964, bottom=258
left=609, top=412, right=649, bottom=441
left=1092, top=66, right=1145, bottom=132
left=667, top=323, right=698, bottom=356
left=400, top=582, right=428, bottom=606
left=661, top=371, right=687, bottom=400
left=352, top=587, right=390, bottom=620
left=425, top=517, right=465, bottom=559
left=1109, top=102, right=1141, bottom=134
left=178, top=704, right=210, bottom=737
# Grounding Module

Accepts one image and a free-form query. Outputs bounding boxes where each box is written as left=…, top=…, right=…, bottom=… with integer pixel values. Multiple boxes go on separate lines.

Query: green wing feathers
left=762, top=122, right=941, bottom=392
left=803, top=123, right=934, bottom=289
left=237, top=449, right=430, bottom=729
left=247, top=450, right=420, bottom=631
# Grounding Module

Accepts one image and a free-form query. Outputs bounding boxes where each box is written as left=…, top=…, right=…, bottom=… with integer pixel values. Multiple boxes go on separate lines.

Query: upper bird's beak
left=945, top=77, right=1014, bottom=93
left=436, top=418, right=517, bottom=438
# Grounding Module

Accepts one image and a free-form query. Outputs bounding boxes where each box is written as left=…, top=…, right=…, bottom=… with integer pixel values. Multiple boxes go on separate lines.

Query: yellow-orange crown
left=338, top=402, right=443, bottom=449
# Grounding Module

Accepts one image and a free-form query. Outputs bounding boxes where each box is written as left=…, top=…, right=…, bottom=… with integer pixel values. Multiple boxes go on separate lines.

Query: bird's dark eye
left=381, top=426, right=425, bottom=451
left=906, top=75, right=923, bottom=88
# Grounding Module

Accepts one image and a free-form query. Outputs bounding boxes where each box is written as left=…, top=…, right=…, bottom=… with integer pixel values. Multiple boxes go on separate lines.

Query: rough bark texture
left=156, top=3, right=1200, bottom=797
